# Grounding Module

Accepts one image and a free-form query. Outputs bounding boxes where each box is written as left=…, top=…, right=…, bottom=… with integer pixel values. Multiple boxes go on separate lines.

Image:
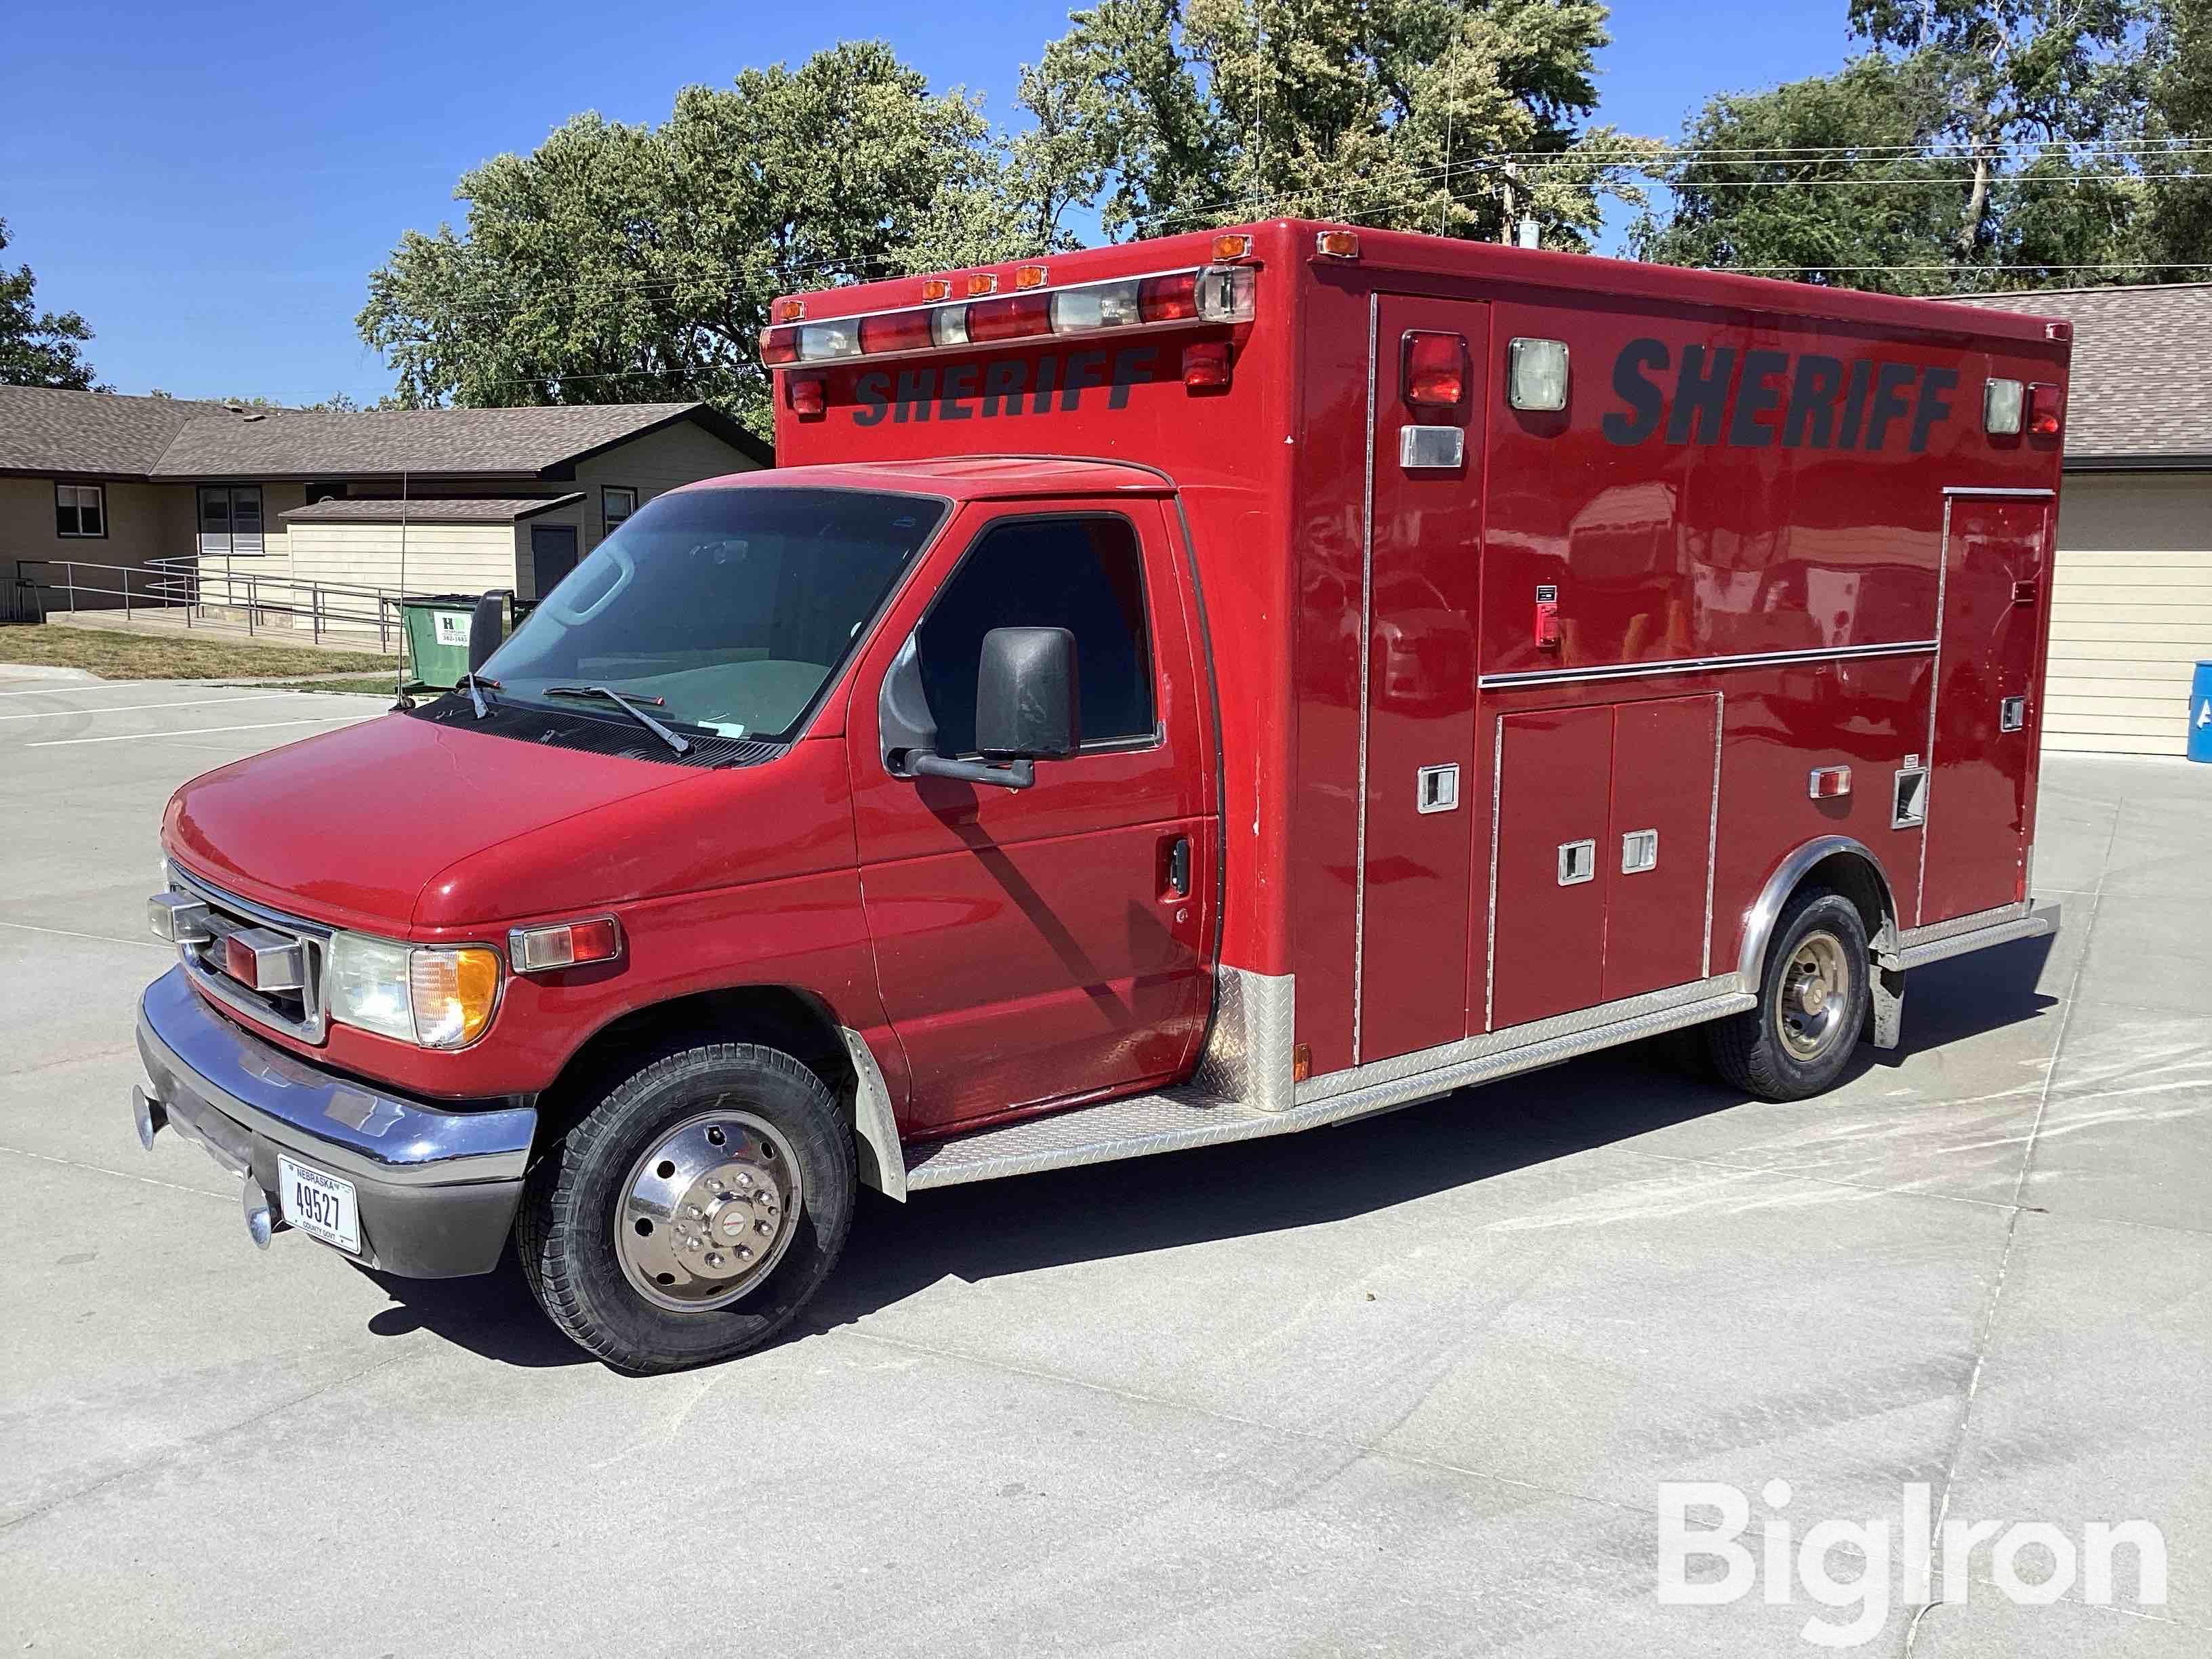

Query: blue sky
left=4, top=1, right=1856, bottom=405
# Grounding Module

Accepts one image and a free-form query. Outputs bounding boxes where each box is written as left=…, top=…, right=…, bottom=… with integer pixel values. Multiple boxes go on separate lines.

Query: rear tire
left=1707, top=888, right=1870, bottom=1102
left=518, top=1043, right=855, bottom=1373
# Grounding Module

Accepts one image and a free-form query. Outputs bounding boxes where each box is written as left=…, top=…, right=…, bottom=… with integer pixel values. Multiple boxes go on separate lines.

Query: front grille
left=407, top=695, right=787, bottom=769
left=169, top=866, right=331, bottom=1042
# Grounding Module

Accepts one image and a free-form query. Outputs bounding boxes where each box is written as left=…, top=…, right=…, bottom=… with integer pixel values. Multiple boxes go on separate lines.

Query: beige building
left=1942, top=283, right=2212, bottom=758
left=1, top=388, right=769, bottom=625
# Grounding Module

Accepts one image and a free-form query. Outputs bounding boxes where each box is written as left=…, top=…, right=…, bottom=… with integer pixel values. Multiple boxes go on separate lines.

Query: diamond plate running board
left=901, top=984, right=1757, bottom=1189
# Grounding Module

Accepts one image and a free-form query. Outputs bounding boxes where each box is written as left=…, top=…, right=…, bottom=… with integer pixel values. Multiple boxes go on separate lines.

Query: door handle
left=1163, top=835, right=1192, bottom=899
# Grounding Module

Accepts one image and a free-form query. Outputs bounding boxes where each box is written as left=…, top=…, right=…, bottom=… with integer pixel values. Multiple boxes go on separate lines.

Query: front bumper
left=134, top=967, right=535, bottom=1277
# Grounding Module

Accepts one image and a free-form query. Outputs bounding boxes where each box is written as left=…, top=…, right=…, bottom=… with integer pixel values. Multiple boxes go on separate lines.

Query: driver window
left=918, top=516, right=1158, bottom=758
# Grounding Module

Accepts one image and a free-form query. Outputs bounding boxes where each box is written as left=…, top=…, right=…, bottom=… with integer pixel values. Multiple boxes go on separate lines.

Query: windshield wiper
left=454, top=671, right=500, bottom=720
left=544, top=685, right=693, bottom=756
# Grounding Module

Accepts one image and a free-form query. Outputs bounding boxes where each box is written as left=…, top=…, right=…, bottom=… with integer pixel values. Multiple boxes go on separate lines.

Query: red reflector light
left=508, top=916, right=624, bottom=975
left=859, top=310, right=935, bottom=354
left=2027, top=382, right=2064, bottom=435
left=787, top=375, right=825, bottom=417
left=1183, top=342, right=1231, bottom=389
left=1809, top=765, right=1853, bottom=800
left=1402, top=331, right=1467, bottom=410
left=224, top=935, right=258, bottom=989
left=965, top=293, right=1050, bottom=342
left=1139, top=272, right=1199, bottom=323
left=769, top=298, right=804, bottom=324
left=762, top=326, right=798, bottom=367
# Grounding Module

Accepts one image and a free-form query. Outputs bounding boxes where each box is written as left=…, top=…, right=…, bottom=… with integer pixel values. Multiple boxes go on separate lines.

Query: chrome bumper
left=134, top=967, right=535, bottom=1277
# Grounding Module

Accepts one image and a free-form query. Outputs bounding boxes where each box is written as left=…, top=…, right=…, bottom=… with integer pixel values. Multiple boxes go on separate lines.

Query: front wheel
left=517, top=1043, right=855, bottom=1373
left=1706, top=888, right=1871, bottom=1102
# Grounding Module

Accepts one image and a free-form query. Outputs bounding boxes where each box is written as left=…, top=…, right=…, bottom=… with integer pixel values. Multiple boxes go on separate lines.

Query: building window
left=602, top=487, right=638, bottom=534
left=56, top=484, right=106, bottom=538
left=918, top=515, right=1158, bottom=757
left=198, top=485, right=265, bottom=555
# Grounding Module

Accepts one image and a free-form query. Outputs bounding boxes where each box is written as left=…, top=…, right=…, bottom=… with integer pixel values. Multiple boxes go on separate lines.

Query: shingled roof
left=0, top=386, right=233, bottom=477
left=0, top=389, right=770, bottom=480
left=1937, top=283, right=2212, bottom=466
left=281, top=494, right=584, bottom=525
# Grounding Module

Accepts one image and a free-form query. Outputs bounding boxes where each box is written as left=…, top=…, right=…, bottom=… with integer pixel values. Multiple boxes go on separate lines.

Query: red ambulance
left=135, top=220, right=2065, bottom=1370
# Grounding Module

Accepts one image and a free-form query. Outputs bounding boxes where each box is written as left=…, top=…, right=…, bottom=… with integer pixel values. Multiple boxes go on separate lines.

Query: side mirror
left=975, top=626, right=1080, bottom=760
left=468, top=591, right=509, bottom=672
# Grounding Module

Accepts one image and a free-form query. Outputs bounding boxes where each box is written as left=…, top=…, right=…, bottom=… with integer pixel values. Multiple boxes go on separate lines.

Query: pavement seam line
left=0, top=1142, right=232, bottom=1202
left=0, top=918, right=172, bottom=953
left=842, top=1325, right=1660, bottom=1525
left=0, top=1346, right=430, bottom=1538
left=1901, top=823, right=2112, bottom=1657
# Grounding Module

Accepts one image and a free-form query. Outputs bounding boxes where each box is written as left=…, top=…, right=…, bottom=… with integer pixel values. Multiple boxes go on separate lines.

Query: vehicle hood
left=164, top=710, right=693, bottom=933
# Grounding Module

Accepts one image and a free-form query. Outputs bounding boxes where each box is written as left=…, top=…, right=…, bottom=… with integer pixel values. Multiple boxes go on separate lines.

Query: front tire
left=518, top=1043, right=855, bottom=1373
left=1707, top=888, right=1871, bottom=1102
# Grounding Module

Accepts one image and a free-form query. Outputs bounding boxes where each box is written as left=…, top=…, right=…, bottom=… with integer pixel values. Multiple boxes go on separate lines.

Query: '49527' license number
left=278, top=1155, right=359, bottom=1254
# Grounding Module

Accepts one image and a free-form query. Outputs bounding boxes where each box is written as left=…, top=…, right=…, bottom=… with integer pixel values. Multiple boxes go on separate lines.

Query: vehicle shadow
left=354, top=1252, right=589, bottom=1368
left=361, top=933, right=2057, bottom=1368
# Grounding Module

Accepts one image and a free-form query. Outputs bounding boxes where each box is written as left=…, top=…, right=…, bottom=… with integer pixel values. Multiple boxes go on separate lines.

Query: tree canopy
left=362, top=3, right=2211, bottom=422
left=1, top=218, right=102, bottom=390
left=361, top=9, right=1646, bottom=434
left=1633, top=0, right=2212, bottom=293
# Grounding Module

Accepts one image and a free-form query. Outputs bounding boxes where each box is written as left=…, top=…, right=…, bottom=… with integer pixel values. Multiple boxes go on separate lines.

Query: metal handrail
left=11, top=556, right=405, bottom=654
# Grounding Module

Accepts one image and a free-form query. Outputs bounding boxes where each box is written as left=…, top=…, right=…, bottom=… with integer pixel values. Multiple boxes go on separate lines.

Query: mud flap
left=1870, top=964, right=1906, bottom=1050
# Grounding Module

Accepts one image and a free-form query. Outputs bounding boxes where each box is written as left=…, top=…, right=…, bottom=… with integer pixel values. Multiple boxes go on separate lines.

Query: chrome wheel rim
left=1775, top=931, right=1851, bottom=1060
left=614, top=1107, right=801, bottom=1313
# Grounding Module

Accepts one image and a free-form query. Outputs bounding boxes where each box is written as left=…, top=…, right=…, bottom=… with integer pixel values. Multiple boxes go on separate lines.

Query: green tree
left=1631, top=56, right=1965, bottom=292
left=1, top=218, right=102, bottom=390
left=1848, top=0, right=2148, bottom=260
left=2140, top=0, right=2212, bottom=268
left=359, top=43, right=1006, bottom=441
left=1023, top=0, right=1658, bottom=248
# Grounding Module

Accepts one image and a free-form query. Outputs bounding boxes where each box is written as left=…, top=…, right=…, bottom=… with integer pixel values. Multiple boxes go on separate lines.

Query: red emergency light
left=1402, top=331, right=1468, bottom=411
left=762, top=264, right=1258, bottom=369
left=2026, top=382, right=2064, bottom=436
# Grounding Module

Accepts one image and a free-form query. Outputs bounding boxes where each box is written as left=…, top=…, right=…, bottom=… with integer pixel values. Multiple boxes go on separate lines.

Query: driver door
left=846, top=499, right=1215, bottom=1136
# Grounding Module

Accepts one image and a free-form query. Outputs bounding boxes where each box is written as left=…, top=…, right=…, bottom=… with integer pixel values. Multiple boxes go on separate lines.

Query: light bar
left=762, top=265, right=1257, bottom=370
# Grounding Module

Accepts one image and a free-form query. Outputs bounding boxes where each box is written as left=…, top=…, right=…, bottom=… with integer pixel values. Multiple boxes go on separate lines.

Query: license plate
left=278, top=1155, right=360, bottom=1254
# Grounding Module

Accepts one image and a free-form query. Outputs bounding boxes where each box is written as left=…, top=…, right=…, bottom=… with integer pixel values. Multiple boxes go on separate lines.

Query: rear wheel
left=518, top=1043, right=855, bottom=1373
left=1707, top=888, right=1870, bottom=1102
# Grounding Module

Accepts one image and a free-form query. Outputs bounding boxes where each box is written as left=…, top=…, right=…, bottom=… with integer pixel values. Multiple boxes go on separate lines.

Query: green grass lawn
left=0, top=623, right=395, bottom=681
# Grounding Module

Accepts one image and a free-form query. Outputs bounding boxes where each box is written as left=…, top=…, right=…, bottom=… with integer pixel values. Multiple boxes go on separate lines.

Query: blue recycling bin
left=2192, top=661, right=2212, bottom=764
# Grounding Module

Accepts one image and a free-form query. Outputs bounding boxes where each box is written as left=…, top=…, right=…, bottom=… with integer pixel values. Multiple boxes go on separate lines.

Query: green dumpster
left=398, top=594, right=483, bottom=692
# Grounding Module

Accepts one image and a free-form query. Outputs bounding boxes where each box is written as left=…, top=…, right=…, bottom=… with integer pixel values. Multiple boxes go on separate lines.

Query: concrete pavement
left=2, top=674, right=2205, bottom=1656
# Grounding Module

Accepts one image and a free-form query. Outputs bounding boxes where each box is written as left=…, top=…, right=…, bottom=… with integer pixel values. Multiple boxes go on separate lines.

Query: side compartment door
left=1356, top=294, right=1490, bottom=1063
left=1923, top=493, right=2050, bottom=920
left=1602, top=693, right=1721, bottom=1002
left=847, top=501, right=1215, bottom=1136
left=1489, top=705, right=1614, bottom=1029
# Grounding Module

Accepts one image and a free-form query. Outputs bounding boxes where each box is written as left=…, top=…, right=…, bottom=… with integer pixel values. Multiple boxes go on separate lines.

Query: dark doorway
left=529, top=525, right=579, bottom=599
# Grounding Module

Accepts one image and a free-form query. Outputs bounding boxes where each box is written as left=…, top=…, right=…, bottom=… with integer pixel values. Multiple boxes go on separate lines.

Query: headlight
left=328, top=933, right=500, bottom=1049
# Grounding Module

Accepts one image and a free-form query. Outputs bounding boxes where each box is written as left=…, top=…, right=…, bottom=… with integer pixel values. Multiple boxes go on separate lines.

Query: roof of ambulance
left=773, top=218, right=2068, bottom=346
left=672, top=457, right=1174, bottom=502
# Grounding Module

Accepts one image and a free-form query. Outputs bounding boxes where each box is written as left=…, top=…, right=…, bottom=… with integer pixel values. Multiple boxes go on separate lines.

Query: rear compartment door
left=846, top=498, right=1215, bottom=1136
left=1355, top=295, right=1490, bottom=1063
left=1923, top=491, right=2051, bottom=920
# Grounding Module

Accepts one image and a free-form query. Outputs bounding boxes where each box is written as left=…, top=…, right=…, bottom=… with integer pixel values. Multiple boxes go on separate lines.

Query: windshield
left=482, top=487, right=943, bottom=743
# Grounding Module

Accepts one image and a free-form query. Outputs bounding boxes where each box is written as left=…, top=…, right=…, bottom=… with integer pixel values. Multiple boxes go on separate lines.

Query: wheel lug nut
left=705, top=1252, right=723, bottom=1269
